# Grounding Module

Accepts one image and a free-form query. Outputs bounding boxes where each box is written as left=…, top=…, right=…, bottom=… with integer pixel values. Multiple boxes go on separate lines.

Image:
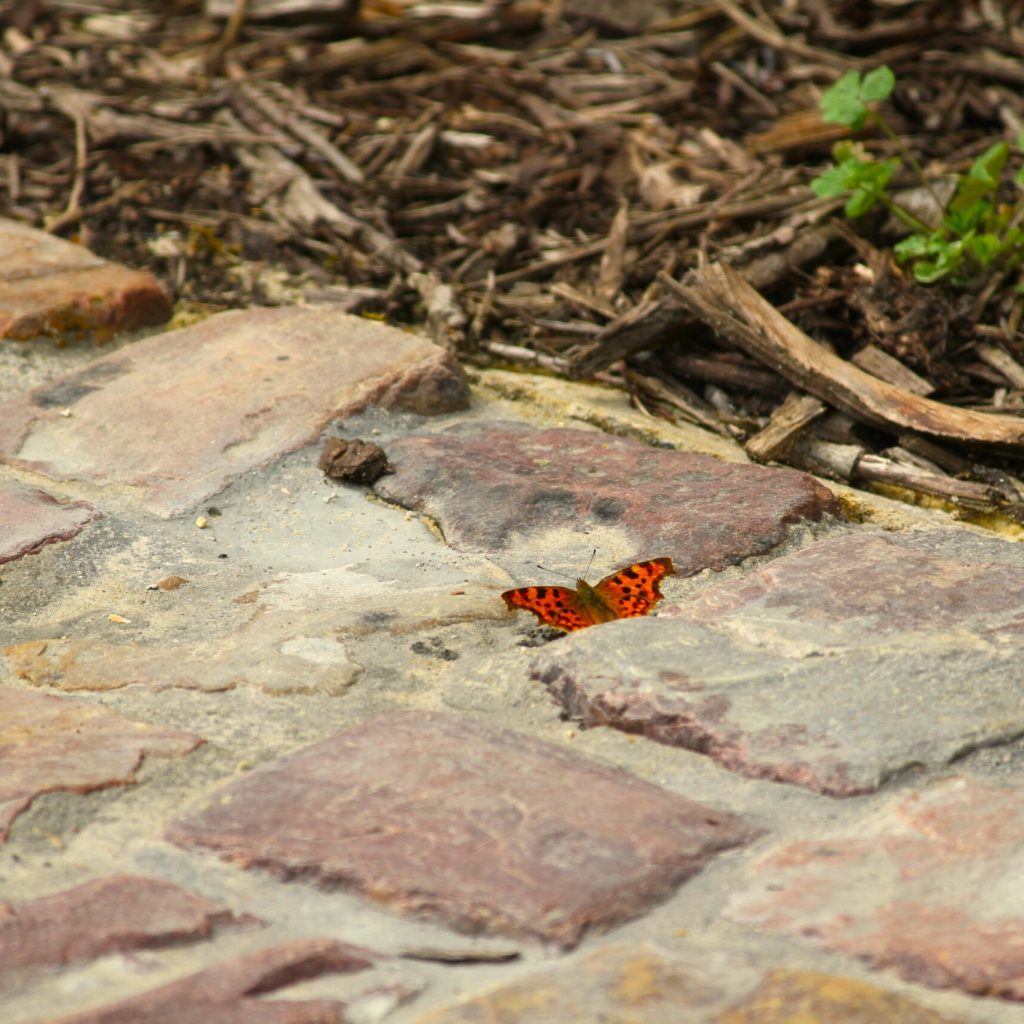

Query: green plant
left=810, top=65, right=1024, bottom=288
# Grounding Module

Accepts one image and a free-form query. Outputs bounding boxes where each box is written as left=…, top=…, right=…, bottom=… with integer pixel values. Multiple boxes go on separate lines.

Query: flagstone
left=531, top=531, right=1024, bottom=796
left=167, top=710, right=757, bottom=948
left=0, top=479, right=100, bottom=565
left=714, top=969, right=969, bottom=1024
left=47, top=938, right=385, bottom=1024
left=0, top=306, right=468, bottom=516
left=375, top=423, right=840, bottom=567
left=0, top=686, right=201, bottom=841
left=0, top=217, right=170, bottom=341
left=0, top=875, right=255, bottom=976
left=726, top=777, right=1024, bottom=1001
left=413, top=943, right=741, bottom=1023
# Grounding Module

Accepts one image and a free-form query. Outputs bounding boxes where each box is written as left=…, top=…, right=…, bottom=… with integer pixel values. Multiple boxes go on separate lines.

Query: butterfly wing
left=592, top=557, right=675, bottom=619
left=501, top=585, right=596, bottom=632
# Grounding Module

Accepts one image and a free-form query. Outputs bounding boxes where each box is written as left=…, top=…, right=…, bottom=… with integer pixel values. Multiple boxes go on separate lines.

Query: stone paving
left=3, top=217, right=1024, bottom=1022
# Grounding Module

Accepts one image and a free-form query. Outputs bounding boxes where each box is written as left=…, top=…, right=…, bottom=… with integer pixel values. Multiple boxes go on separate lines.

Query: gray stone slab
left=531, top=531, right=1024, bottom=796
left=0, top=306, right=468, bottom=517
left=166, top=710, right=757, bottom=948
left=0, top=217, right=170, bottom=340
left=374, top=423, right=841, bottom=570
left=0, top=479, right=100, bottom=564
left=726, top=777, right=1024, bottom=1002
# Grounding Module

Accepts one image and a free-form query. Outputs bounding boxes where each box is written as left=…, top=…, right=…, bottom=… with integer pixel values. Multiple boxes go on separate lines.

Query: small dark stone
left=410, top=638, right=459, bottom=661
left=319, top=437, right=393, bottom=485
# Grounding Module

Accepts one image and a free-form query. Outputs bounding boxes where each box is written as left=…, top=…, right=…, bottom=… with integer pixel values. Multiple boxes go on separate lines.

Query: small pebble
left=157, top=575, right=189, bottom=591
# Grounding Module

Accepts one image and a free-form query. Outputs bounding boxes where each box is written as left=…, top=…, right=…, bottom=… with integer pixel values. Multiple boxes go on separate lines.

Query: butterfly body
left=502, top=557, right=675, bottom=632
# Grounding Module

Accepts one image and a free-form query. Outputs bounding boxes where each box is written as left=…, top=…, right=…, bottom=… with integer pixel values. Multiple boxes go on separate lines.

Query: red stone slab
left=0, top=306, right=468, bottom=517
left=0, top=479, right=100, bottom=564
left=0, top=218, right=170, bottom=340
left=374, top=424, right=840, bottom=568
left=678, top=531, right=1024, bottom=638
left=726, top=778, right=1024, bottom=1001
left=0, top=687, right=202, bottom=841
left=0, top=875, right=256, bottom=976
left=46, top=938, right=382, bottom=1024
left=167, top=710, right=757, bottom=948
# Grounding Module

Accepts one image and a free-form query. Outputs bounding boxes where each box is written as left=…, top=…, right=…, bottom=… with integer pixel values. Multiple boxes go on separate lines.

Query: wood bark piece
left=975, top=341, right=1024, bottom=390
left=234, top=81, right=364, bottom=184
left=790, top=438, right=1007, bottom=509
left=850, top=345, right=934, bottom=397
left=570, top=222, right=839, bottom=378
left=853, top=454, right=1004, bottom=510
left=596, top=202, right=630, bottom=302
left=746, top=106, right=852, bottom=155
left=667, top=353, right=789, bottom=396
left=207, top=0, right=358, bottom=19
left=897, top=434, right=974, bottom=475
left=625, top=368, right=732, bottom=437
left=789, top=437, right=865, bottom=481
left=660, top=263, right=1024, bottom=449
left=227, top=126, right=465, bottom=348
left=745, top=392, right=826, bottom=463
left=232, top=143, right=420, bottom=274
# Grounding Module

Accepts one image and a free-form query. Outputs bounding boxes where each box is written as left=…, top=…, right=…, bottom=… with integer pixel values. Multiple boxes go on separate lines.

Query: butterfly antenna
left=535, top=563, right=576, bottom=582
left=584, top=548, right=597, bottom=578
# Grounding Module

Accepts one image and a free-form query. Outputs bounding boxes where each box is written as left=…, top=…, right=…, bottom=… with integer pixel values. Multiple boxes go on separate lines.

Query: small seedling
left=810, top=66, right=1024, bottom=289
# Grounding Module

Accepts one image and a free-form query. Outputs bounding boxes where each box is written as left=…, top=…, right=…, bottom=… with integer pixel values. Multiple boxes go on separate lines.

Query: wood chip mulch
left=5, top=0, right=1024, bottom=522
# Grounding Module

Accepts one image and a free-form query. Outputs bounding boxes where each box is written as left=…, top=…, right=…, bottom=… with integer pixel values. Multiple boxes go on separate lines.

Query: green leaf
left=1015, top=167, right=1024, bottom=187
left=893, top=234, right=934, bottom=260
left=912, top=260, right=945, bottom=283
left=845, top=188, right=879, bottom=217
left=945, top=201, right=988, bottom=234
left=820, top=67, right=895, bottom=128
left=821, top=70, right=868, bottom=128
left=952, top=143, right=1009, bottom=215
left=969, top=142, right=1008, bottom=188
left=896, top=232, right=965, bottom=282
left=831, top=140, right=860, bottom=163
left=832, top=159, right=894, bottom=217
left=810, top=164, right=858, bottom=198
left=911, top=243, right=962, bottom=282
left=860, top=65, right=895, bottom=102
left=863, top=160, right=895, bottom=192
left=965, top=233, right=1002, bottom=266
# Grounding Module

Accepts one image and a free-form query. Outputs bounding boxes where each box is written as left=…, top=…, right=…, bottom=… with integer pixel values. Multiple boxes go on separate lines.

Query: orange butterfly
left=502, top=557, right=675, bottom=632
